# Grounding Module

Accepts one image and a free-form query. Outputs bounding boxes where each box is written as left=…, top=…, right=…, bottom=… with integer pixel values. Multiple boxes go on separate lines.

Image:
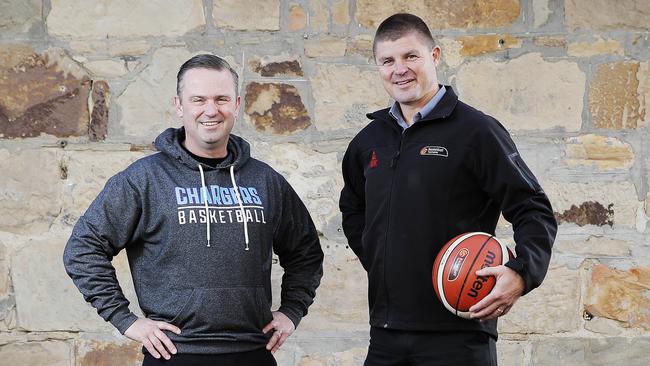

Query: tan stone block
left=304, top=37, right=348, bottom=58
left=299, top=245, right=369, bottom=331
left=288, top=5, right=307, bottom=31
left=590, top=61, right=644, bottom=129
left=346, top=35, right=374, bottom=62
left=458, top=35, right=521, bottom=56
left=255, top=143, right=341, bottom=234
left=12, top=230, right=140, bottom=331
left=0, top=341, right=71, bottom=366
left=332, top=0, right=349, bottom=26
left=0, top=0, right=41, bottom=33
left=455, top=53, right=584, bottom=131
left=76, top=336, right=143, bottom=366
left=533, top=0, right=551, bottom=28
left=63, top=150, right=146, bottom=222
left=546, top=181, right=638, bottom=227
left=309, top=0, right=329, bottom=32
left=638, top=61, right=650, bottom=127
left=298, top=347, right=367, bottom=366
left=566, top=0, right=650, bottom=30
left=568, top=38, right=624, bottom=57
left=555, top=235, right=630, bottom=257
left=244, top=82, right=310, bottom=134
left=0, top=149, right=63, bottom=234
left=213, top=0, right=280, bottom=31
left=531, top=337, right=650, bottom=366
left=0, top=241, right=9, bottom=297
left=437, top=38, right=464, bottom=68
left=584, top=316, right=624, bottom=335
left=68, top=41, right=109, bottom=55
left=564, top=134, right=634, bottom=171
left=355, top=0, right=520, bottom=29
left=117, top=47, right=194, bottom=143
left=498, top=266, right=580, bottom=334
left=108, top=41, right=151, bottom=57
left=48, top=0, right=205, bottom=38
left=312, top=63, right=388, bottom=131
left=532, top=36, right=567, bottom=48
left=497, top=341, right=525, bottom=366
left=0, top=47, right=91, bottom=138
left=585, top=265, right=650, bottom=330
left=83, top=59, right=128, bottom=78
left=249, top=55, right=304, bottom=77
left=0, top=44, right=39, bottom=67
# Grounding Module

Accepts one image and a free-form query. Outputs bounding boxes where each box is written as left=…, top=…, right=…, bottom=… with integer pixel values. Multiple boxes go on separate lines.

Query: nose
left=393, top=60, right=408, bottom=75
left=204, top=100, right=219, bottom=117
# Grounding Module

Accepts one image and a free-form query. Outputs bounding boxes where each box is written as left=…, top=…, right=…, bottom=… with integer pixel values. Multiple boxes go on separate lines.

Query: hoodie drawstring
left=198, top=164, right=211, bottom=247
left=230, top=165, right=250, bottom=250
left=197, top=164, right=250, bottom=251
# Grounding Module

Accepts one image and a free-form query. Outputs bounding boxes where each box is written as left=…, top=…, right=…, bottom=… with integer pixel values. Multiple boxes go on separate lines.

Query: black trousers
left=142, top=348, right=276, bottom=366
left=364, top=327, right=497, bottom=366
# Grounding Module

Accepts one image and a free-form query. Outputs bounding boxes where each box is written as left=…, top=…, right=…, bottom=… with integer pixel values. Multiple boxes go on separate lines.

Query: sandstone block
left=0, top=341, right=71, bottom=366
left=12, top=231, right=140, bottom=331
left=497, top=341, right=525, bottom=366
left=244, top=82, right=310, bottom=134
left=48, top=0, right=204, bottom=38
left=533, top=0, right=551, bottom=28
left=568, top=38, right=624, bottom=57
left=546, top=181, right=638, bottom=228
left=566, top=0, right=650, bottom=30
left=356, top=0, right=520, bottom=29
left=83, top=60, right=128, bottom=78
left=304, top=37, right=348, bottom=58
left=76, top=336, right=143, bottom=366
left=0, top=47, right=91, bottom=139
left=309, top=0, right=329, bottom=32
left=531, top=337, right=650, bottom=365
left=0, top=0, right=41, bottom=34
left=332, top=0, right=350, bottom=26
left=498, top=266, right=580, bottom=334
left=554, top=235, right=630, bottom=257
left=249, top=55, right=304, bottom=77
left=288, top=5, right=307, bottom=31
left=213, top=0, right=280, bottom=31
left=455, top=53, right=584, bottom=131
left=0, top=149, right=63, bottom=234
left=564, top=134, right=634, bottom=171
left=312, top=64, right=388, bottom=131
left=458, top=35, right=521, bottom=56
left=590, top=61, right=644, bottom=129
left=116, top=47, right=194, bottom=143
left=585, top=265, right=650, bottom=330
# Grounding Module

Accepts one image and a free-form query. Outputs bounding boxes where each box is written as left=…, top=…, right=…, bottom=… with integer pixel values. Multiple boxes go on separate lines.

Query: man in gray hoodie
left=63, top=54, right=324, bottom=366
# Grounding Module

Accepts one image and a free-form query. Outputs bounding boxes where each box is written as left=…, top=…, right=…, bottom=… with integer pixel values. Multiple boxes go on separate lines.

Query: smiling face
left=374, top=32, right=441, bottom=113
left=173, top=67, right=240, bottom=158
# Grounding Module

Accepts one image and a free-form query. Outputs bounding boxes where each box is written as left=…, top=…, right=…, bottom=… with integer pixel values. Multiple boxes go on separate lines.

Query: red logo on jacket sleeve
left=369, top=150, right=378, bottom=169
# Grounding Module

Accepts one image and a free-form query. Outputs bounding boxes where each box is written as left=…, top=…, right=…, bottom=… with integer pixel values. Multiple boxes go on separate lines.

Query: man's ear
left=173, top=95, right=183, bottom=118
left=432, top=46, right=441, bottom=65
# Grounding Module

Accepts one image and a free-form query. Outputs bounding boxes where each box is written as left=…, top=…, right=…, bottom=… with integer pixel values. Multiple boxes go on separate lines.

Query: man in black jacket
left=339, top=13, right=557, bottom=366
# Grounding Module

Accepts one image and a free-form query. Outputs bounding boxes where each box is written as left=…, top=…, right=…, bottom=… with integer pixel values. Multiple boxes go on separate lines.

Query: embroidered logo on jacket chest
left=420, top=146, right=448, bottom=158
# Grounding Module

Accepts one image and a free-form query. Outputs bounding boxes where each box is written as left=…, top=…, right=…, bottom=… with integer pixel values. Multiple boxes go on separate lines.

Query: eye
left=216, top=97, right=230, bottom=105
left=190, top=97, right=204, bottom=103
left=381, top=59, right=393, bottom=66
left=407, top=54, right=419, bottom=60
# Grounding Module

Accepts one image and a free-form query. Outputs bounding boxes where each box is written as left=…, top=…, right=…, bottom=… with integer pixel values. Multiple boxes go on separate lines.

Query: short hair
left=176, top=54, right=239, bottom=97
left=372, top=13, right=436, bottom=58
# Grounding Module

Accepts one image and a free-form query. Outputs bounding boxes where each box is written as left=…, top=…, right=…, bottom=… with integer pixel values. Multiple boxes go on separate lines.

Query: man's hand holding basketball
left=468, top=265, right=524, bottom=322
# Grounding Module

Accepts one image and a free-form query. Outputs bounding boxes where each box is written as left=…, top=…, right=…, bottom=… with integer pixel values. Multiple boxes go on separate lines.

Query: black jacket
left=339, top=86, right=557, bottom=337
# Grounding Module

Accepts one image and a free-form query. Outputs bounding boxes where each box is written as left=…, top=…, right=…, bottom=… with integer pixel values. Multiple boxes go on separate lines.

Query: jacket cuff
left=110, top=311, right=139, bottom=334
left=278, top=305, right=303, bottom=329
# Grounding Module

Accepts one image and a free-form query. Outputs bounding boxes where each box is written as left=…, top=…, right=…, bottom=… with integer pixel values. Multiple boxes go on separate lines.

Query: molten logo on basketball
left=447, top=248, right=469, bottom=281
left=467, top=250, right=496, bottom=298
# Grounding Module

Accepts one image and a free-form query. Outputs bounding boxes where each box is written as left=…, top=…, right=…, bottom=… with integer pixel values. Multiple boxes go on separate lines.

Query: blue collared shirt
left=389, top=85, right=447, bottom=131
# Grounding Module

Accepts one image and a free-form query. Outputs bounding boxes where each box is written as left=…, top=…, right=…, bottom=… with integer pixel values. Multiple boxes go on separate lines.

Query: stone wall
left=1, top=0, right=649, bottom=365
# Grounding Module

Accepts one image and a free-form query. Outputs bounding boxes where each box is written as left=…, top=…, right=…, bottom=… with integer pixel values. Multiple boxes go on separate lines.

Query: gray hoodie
left=63, top=127, right=323, bottom=354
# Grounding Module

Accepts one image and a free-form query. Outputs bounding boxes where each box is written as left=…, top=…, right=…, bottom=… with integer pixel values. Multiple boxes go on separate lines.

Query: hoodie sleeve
left=338, top=138, right=367, bottom=268
left=63, top=171, right=142, bottom=334
left=272, top=176, right=324, bottom=328
left=473, top=119, right=558, bottom=295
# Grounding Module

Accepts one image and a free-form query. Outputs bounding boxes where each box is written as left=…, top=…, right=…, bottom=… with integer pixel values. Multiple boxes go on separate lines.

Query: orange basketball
left=432, top=232, right=513, bottom=319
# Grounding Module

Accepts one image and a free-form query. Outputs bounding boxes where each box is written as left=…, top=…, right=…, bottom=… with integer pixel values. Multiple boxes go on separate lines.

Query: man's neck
left=399, top=86, right=439, bottom=125
left=182, top=141, right=227, bottom=159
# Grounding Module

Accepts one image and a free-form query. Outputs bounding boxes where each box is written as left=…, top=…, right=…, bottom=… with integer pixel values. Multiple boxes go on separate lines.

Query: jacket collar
left=367, top=85, right=459, bottom=125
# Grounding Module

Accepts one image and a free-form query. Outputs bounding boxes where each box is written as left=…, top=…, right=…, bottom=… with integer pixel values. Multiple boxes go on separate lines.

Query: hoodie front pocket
left=171, top=286, right=272, bottom=337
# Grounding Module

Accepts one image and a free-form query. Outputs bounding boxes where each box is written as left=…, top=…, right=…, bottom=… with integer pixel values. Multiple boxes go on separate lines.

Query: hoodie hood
left=154, top=127, right=251, bottom=171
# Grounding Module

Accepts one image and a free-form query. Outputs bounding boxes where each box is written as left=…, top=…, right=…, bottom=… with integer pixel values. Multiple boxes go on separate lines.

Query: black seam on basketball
left=453, top=235, right=495, bottom=313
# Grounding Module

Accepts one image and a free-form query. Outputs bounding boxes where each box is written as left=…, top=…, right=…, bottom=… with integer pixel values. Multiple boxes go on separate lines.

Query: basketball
left=432, top=232, right=513, bottom=319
